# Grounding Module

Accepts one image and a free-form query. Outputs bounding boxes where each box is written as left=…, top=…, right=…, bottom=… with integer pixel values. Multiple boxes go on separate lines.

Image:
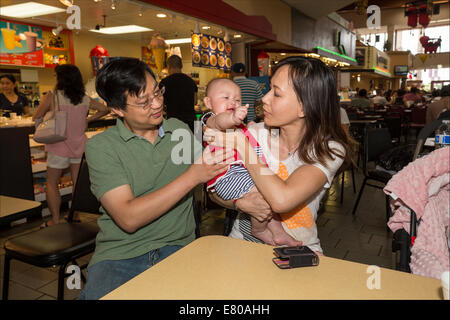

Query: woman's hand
left=236, top=191, right=272, bottom=222
left=189, top=147, right=234, bottom=185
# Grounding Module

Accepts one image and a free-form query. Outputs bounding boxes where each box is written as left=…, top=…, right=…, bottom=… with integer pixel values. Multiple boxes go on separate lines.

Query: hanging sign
left=0, top=20, right=44, bottom=67
left=191, top=33, right=232, bottom=71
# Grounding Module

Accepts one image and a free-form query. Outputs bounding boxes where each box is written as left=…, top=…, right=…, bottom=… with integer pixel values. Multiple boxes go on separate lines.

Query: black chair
left=2, top=155, right=101, bottom=300
left=383, top=113, right=403, bottom=144
left=351, top=128, right=394, bottom=225
left=391, top=210, right=418, bottom=273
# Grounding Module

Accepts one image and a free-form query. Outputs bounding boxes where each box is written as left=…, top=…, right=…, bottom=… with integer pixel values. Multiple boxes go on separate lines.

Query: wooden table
left=102, top=235, right=442, bottom=300
left=0, top=195, right=42, bottom=224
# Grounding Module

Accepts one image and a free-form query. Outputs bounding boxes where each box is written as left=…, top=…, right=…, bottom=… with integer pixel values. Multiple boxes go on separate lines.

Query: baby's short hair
left=205, top=77, right=237, bottom=96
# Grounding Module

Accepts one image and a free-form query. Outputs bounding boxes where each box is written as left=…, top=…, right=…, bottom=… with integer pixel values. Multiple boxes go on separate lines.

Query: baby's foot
left=272, top=233, right=303, bottom=247
left=252, top=229, right=276, bottom=245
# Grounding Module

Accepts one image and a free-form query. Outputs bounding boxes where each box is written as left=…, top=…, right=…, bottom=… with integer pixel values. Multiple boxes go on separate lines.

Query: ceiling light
left=234, top=34, right=242, bottom=38
left=90, top=25, right=153, bottom=34
left=52, top=25, right=64, bottom=36
left=280, top=53, right=286, bottom=56
left=59, top=0, right=73, bottom=6
left=156, top=13, right=167, bottom=18
left=165, top=38, right=191, bottom=44
left=0, top=2, right=66, bottom=18
left=202, top=26, right=210, bottom=30
left=138, top=7, right=143, bottom=17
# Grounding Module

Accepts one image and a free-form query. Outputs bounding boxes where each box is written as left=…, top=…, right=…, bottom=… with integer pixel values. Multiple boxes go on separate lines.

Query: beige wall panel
left=224, top=0, right=292, bottom=45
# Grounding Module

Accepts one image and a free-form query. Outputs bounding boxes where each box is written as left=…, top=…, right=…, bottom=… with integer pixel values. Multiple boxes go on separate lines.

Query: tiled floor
left=0, top=166, right=394, bottom=300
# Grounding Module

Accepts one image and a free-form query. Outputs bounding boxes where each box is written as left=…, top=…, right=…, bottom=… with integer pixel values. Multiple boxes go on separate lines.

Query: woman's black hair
left=95, top=58, right=155, bottom=110
left=54, top=64, right=85, bottom=105
left=271, top=56, right=355, bottom=168
left=0, top=74, right=19, bottom=94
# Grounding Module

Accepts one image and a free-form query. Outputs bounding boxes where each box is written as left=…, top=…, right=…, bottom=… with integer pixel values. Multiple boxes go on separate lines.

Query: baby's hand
left=232, top=104, right=249, bottom=125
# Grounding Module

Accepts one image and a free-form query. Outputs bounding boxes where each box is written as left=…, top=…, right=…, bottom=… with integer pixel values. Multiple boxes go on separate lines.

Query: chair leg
left=351, top=165, right=356, bottom=193
left=352, top=177, right=368, bottom=216
left=385, top=195, right=391, bottom=232
left=2, top=254, right=11, bottom=300
left=340, top=171, right=345, bottom=204
left=58, top=262, right=68, bottom=300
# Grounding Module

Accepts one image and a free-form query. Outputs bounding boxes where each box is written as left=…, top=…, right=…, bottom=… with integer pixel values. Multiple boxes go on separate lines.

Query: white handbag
left=33, top=91, right=67, bottom=144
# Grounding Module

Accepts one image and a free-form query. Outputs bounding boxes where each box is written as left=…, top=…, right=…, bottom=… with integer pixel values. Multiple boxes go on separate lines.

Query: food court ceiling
left=0, top=0, right=259, bottom=45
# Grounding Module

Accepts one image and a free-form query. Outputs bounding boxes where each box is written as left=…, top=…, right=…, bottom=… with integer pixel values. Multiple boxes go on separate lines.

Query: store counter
left=102, top=235, right=443, bottom=300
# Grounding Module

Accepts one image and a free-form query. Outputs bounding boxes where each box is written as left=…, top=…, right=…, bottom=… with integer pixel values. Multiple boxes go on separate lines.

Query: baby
left=202, top=78, right=301, bottom=246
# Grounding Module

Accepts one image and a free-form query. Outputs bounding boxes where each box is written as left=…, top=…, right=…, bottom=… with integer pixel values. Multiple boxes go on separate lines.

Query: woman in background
left=0, top=74, right=30, bottom=116
left=32, top=64, right=109, bottom=227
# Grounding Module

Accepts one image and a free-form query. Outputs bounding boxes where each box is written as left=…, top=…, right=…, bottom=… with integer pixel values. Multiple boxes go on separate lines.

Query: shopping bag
left=33, top=91, right=67, bottom=144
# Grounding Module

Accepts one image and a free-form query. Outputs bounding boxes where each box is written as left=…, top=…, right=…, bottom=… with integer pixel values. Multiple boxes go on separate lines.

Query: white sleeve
left=312, top=141, right=345, bottom=188
left=340, top=107, right=350, bottom=125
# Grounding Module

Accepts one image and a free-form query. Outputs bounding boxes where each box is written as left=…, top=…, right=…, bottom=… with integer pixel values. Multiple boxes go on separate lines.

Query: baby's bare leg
left=267, top=214, right=303, bottom=247
left=250, top=216, right=276, bottom=245
left=245, top=187, right=276, bottom=245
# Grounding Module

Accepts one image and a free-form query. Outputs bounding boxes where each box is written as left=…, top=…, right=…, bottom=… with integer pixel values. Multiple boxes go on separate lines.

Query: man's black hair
left=96, top=58, right=155, bottom=110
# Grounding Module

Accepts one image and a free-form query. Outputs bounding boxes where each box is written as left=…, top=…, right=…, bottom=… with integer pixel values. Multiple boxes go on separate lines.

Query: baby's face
left=206, top=80, right=241, bottom=114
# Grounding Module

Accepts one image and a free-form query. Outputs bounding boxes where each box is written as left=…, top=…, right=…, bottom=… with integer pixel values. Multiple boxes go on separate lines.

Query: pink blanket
left=384, top=147, right=450, bottom=279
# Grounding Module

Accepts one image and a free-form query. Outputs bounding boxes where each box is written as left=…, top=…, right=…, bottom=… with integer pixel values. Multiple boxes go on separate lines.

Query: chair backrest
left=364, top=128, right=393, bottom=171
left=68, top=155, right=101, bottom=220
left=411, top=107, right=427, bottom=124
left=384, top=117, right=402, bottom=142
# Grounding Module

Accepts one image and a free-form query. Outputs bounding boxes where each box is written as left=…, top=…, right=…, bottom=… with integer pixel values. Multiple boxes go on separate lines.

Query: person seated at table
left=0, top=74, right=30, bottom=116
left=370, top=89, right=388, bottom=108
left=390, top=89, right=406, bottom=105
left=202, top=78, right=301, bottom=246
left=350, top=88, right=370, bottom=111
left=403, top=87, right=421, bottom=108
left=426, top=85, right=450, bottom=124
left=78, top=58, right=233, bottom=300
left=205, top=56, right=355, bottom=254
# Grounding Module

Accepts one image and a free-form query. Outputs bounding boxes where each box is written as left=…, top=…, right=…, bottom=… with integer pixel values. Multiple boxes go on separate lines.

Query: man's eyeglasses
left=127, top=86, right=165, bottom=110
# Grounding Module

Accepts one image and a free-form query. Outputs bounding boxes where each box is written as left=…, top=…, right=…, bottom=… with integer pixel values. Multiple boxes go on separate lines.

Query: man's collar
left=117, top=118, right=174, bottom=142
left=233, top=76, right=246, bottom=80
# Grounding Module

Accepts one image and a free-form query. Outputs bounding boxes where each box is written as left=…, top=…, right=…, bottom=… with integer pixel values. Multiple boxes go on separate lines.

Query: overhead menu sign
left=191, top=33, right=232, bottom=71
left=0, top=20, right=44, bottom=67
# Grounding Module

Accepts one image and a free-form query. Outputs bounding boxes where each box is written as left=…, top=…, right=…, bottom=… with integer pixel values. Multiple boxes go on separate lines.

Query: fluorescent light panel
left=165, top=38, right=191, bottom=44
left=0, top=1, right=65, bottom=18
left=90, top=25, right=153, bottom=34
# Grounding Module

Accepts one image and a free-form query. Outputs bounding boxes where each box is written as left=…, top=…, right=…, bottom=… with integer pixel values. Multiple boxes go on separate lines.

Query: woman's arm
left=204, top=128, right=328, bottom=213
left=32, top=91, right=52, bottom=120
left=87, top=98, right=109, bottom=123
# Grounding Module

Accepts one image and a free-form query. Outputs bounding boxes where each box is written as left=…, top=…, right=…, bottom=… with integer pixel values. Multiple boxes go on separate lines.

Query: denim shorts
left=78, top=245, right=182, bottom=300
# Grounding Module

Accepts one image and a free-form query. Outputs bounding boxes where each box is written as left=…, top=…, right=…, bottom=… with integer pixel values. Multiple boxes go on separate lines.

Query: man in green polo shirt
left=78, top=58, right=232, bottom=300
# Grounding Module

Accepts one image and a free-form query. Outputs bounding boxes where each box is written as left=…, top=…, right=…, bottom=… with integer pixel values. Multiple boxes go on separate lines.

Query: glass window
left=396, top=25, right=450, bottom=54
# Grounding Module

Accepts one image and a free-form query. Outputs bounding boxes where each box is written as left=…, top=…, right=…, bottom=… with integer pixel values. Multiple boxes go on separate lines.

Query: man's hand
left=190, top=147, right=235, bottom=184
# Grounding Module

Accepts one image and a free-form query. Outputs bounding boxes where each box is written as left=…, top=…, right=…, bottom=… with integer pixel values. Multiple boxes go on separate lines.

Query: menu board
left=191, top=33, right=232, bottom=71
left=0, top=20, right=44, bottom=67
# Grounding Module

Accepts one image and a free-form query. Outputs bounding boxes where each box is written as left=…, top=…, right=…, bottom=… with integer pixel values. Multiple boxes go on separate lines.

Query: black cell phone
left=272, top=246, right=319, bottom=269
